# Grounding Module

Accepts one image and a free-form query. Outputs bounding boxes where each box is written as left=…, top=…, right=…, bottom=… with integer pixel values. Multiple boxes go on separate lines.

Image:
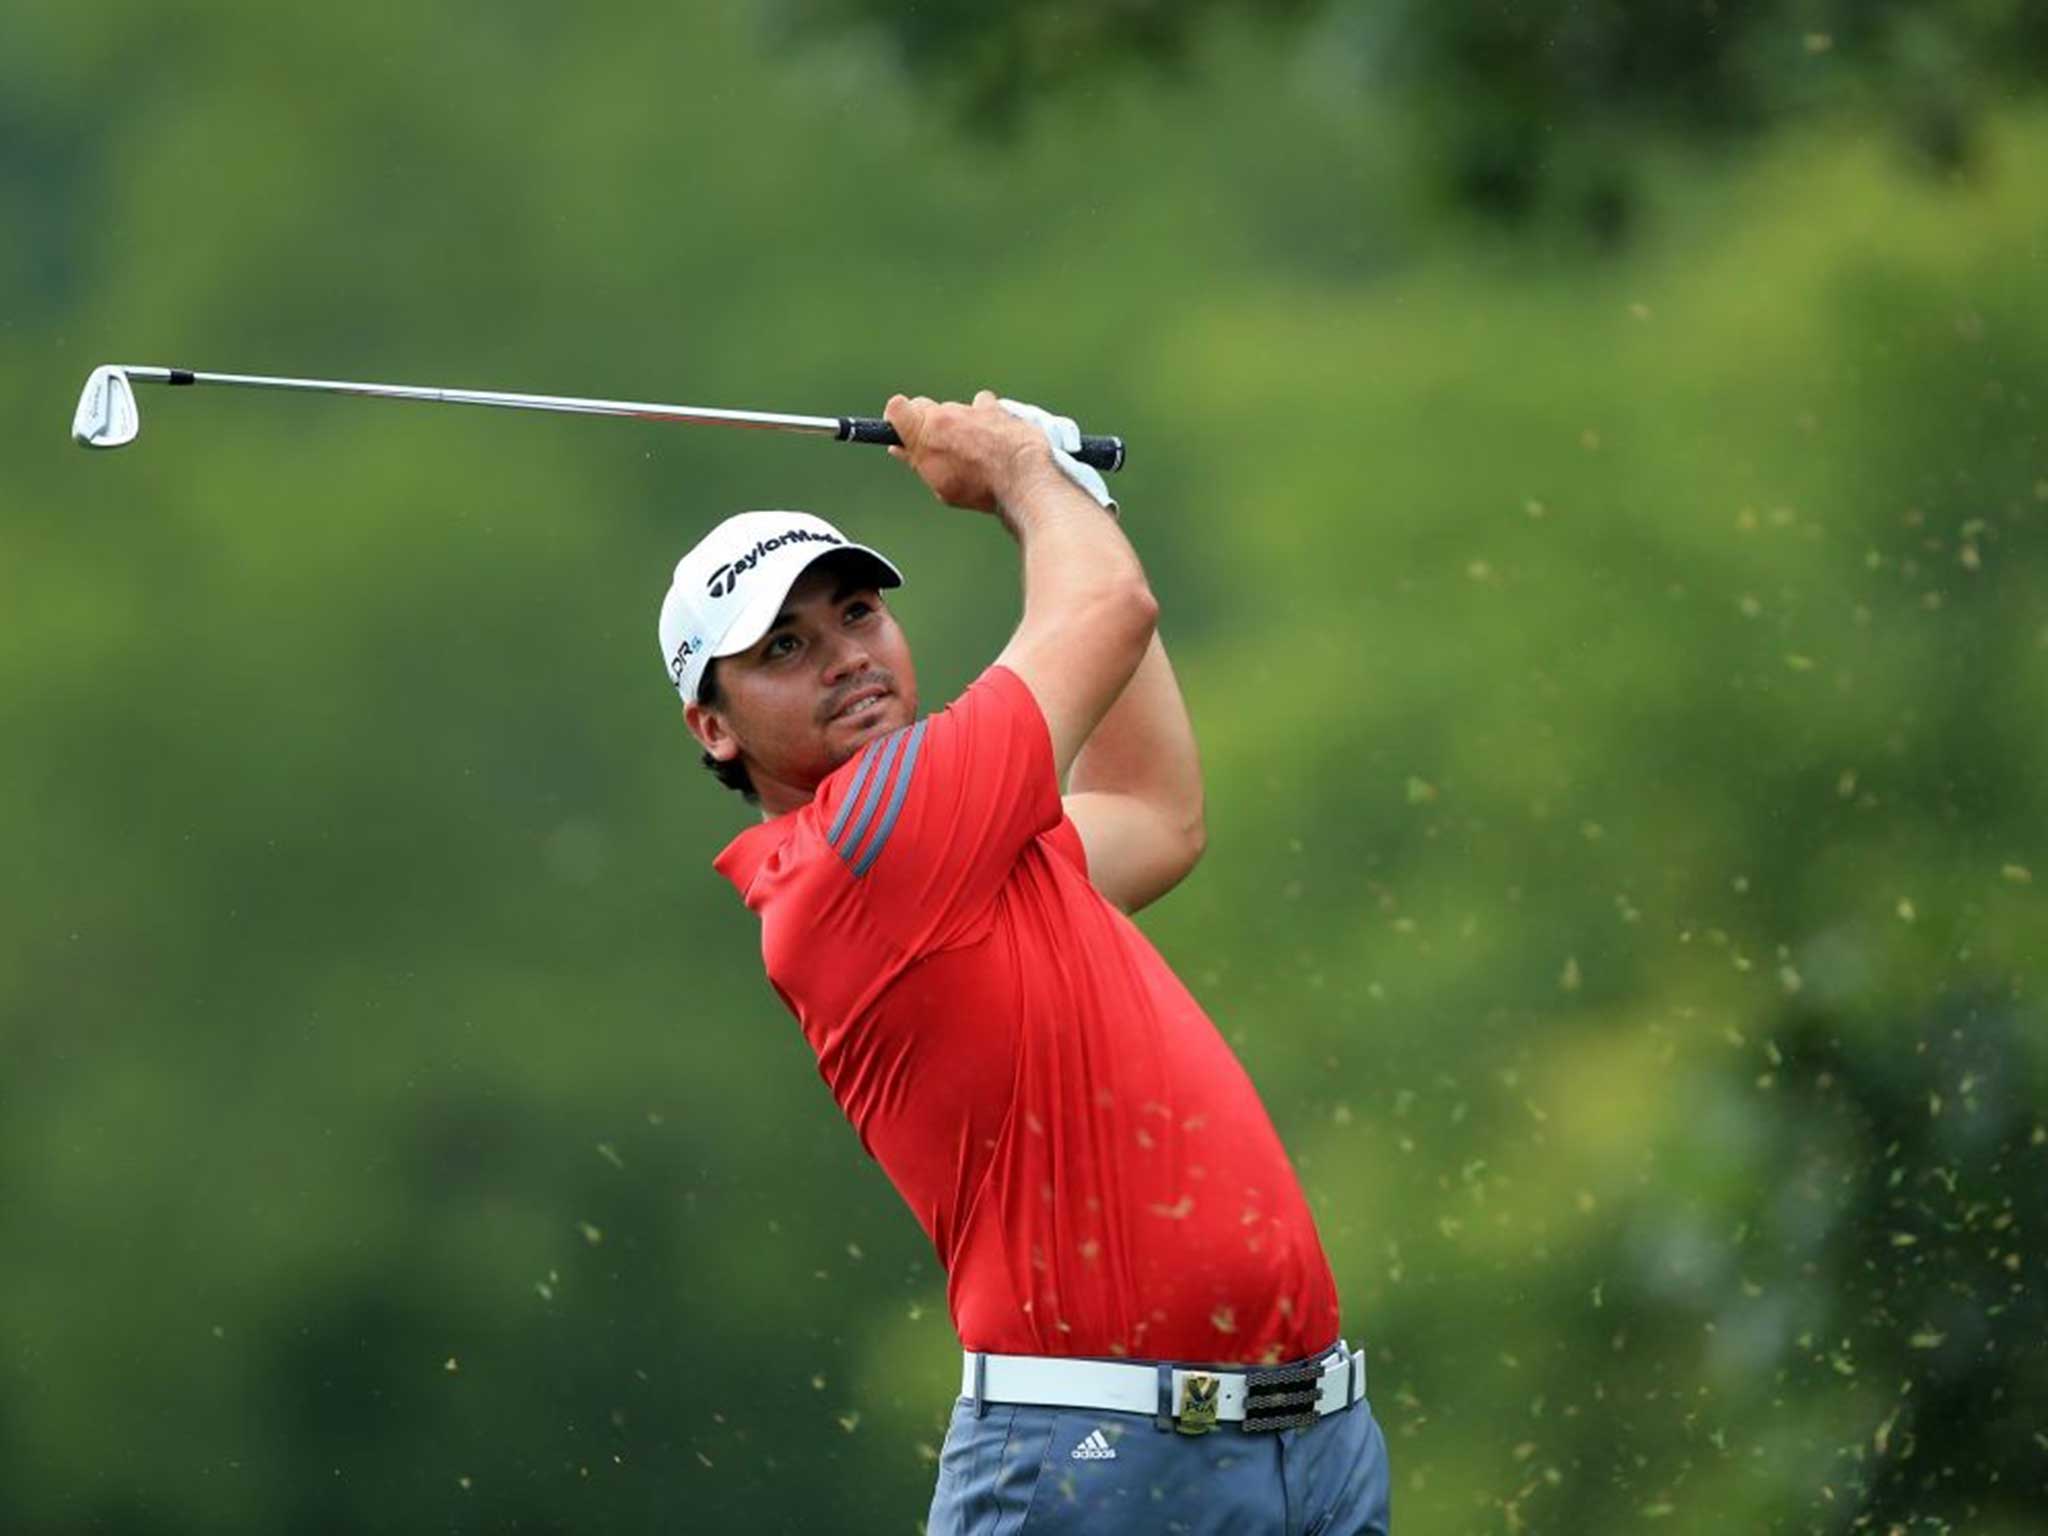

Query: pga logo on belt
left=705, top=527, right=844, bottom=600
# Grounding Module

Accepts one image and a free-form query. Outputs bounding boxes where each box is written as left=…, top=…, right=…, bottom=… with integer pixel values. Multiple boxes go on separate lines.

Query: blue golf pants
left=924, top=1383, right=1391, bottom=1534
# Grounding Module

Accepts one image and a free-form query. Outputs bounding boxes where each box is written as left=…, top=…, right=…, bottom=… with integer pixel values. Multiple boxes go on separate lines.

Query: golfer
left=659, top=391, right=1391, bottom=1533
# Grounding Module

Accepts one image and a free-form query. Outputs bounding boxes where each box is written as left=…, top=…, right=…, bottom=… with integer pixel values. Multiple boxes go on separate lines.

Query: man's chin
left=821, top=701, right=898, bottom=762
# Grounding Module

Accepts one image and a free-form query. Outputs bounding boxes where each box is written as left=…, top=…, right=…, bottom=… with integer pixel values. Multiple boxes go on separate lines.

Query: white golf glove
left=998, top=397, right=1117, bottom=513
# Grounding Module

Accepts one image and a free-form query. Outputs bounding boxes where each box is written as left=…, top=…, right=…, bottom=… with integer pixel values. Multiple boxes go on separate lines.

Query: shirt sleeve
left=1043, top=813, right=1090, bottom=877
left=828, top=663, right=1062, bottom=951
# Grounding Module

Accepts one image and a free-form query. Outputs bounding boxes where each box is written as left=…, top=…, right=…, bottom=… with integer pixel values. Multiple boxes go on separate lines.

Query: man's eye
left=846, top=601, right=873, bottom=621
left=765, top=635, right=798, bottom=658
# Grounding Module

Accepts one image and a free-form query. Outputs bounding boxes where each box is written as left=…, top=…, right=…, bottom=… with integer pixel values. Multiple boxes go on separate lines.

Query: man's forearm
left=882, top=389, right=1157, bottom=779
left=998, top=460, right=1149, bottom=621
left=1067, top=630, right=1204, bottom=840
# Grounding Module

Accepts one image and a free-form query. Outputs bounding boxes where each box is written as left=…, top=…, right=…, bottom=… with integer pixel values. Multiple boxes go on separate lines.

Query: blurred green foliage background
left=5, top=2, right=2045, bottom=1531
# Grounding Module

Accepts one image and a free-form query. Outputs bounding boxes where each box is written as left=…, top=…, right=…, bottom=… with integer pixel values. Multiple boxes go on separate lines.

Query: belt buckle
left=1175, top=1373, right=1220, bottom=1436
left=1241, top=1361, right=1321, bottom=1434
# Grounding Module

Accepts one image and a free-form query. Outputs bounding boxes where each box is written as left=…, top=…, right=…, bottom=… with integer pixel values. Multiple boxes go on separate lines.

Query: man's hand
left=884, top=391, right=1064, bottom=516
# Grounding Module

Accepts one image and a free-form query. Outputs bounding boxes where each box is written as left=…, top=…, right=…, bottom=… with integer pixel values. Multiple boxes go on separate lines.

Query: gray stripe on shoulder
left=825, top=738, right=885, bottom=847
left=851, top=718, right=928, bottom=878
left=834, top=726, right=905, bottom=862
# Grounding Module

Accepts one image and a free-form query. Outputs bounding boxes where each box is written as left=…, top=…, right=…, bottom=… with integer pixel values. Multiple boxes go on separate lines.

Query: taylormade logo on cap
left=657, top=510, right=903, bottom=706
left=705, top=526, right=845, bottom=599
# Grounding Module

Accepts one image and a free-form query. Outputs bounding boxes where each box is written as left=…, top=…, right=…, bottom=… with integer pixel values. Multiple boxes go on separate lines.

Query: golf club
left=69, top=364, right=1127, bottom=471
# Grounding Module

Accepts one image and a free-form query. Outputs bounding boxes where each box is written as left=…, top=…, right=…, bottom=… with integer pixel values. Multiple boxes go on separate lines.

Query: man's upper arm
left=1061, top=792, right=1203, bottom=914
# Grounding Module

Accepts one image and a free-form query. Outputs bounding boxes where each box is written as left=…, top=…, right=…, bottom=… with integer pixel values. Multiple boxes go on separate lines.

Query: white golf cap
left=658, top=510, right=903, bottom=704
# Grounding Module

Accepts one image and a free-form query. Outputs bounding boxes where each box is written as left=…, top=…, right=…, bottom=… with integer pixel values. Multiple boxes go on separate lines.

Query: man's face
left=684, top=557, right=918, bottom=814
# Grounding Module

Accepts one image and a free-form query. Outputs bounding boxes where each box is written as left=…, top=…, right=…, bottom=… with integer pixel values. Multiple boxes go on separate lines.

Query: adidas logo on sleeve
left=1070, top=1429, right=1118, bottom=1461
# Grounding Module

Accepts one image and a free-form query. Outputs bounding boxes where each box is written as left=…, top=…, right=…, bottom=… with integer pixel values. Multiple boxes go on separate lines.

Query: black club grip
left=838, top=416, right=1125, bottom=474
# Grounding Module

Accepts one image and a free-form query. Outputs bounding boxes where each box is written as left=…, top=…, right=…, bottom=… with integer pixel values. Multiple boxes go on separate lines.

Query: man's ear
left=684, top=701, right=742, bottom=763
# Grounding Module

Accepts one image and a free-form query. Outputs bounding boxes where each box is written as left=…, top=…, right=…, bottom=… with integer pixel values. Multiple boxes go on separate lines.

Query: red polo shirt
left=713, top=664, right=1340, bottom=1364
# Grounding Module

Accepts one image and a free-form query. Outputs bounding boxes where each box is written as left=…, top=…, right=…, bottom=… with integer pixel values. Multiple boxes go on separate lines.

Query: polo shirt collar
left=712, top=812, right=799, bottom=901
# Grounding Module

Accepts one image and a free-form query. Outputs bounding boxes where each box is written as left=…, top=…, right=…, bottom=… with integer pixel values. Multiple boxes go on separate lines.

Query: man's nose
left=821, top=630, right=871, bottom=680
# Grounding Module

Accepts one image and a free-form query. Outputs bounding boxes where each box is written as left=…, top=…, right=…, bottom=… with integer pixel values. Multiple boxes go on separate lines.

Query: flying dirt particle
left=2002, top=864, right=2033, bottom=884
left=578, top=1222, right=603, bottom=1247
left=1895, top=898, right=1916, bottom=923
left=1559, top=957, right=1582, bottom=992
left=444, top=1357, right=459, bottom=1374
left=596, top=1143, right=626, bottom=1170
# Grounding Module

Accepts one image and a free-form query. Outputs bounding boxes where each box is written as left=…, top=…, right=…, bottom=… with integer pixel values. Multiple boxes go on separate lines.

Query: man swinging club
left=658, top=391, right=1391, bottom=1533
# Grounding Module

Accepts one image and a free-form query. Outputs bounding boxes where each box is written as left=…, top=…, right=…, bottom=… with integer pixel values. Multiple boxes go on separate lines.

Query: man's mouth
left=828, top=686, right=889, bottom=722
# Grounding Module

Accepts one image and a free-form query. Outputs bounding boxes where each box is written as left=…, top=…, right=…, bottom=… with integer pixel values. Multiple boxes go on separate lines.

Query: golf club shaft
left=113, top=367, right=1127, bottom=472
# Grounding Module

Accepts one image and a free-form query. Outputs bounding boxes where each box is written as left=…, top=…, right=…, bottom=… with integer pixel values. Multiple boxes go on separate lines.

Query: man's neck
left=754, top=777, right=815, bottom=819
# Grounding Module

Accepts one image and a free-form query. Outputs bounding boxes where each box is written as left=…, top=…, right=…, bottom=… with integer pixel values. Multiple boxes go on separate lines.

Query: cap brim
left=711, top=544, right=904, bottom=660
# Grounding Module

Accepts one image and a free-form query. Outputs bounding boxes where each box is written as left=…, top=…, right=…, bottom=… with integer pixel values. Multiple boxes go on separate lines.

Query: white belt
left=961, top=1340, right=1365, bottom=1432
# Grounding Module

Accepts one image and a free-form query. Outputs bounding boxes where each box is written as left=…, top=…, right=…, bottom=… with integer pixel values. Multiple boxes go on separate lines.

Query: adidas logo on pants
left=1070, top=1429, right=1117, bottom=1461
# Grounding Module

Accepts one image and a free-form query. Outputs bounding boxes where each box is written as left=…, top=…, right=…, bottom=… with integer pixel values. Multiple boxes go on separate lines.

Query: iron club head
left=73, top=365, right=140, bottom=449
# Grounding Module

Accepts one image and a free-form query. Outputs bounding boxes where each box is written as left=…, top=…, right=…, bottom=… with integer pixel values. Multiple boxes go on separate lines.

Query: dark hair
left=695, top=659, right=760, bottom=804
